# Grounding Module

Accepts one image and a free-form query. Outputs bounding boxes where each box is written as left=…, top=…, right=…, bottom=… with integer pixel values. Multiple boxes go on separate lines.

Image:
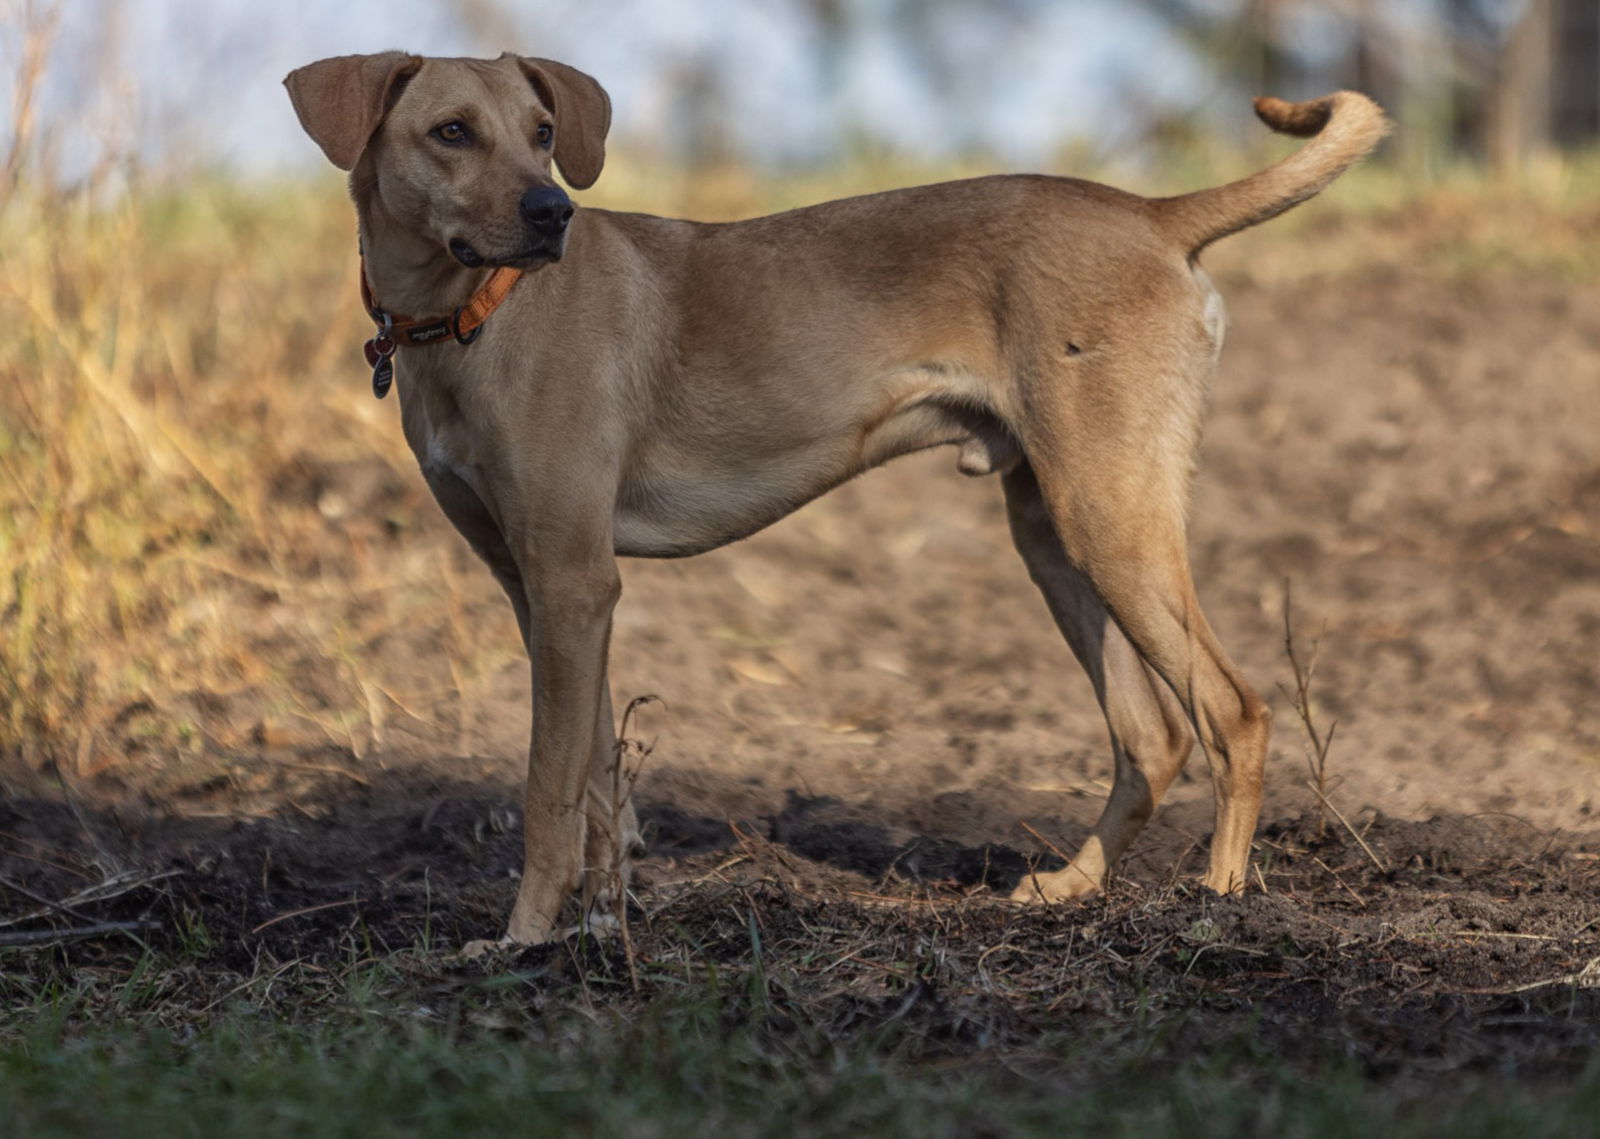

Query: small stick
left=0, top=920, right=158, bottom=947
left=249, top=898, right=357, bottom=935
left=609, top=693, right=661, bottom=994
left=1, top=868, right=188, bottom=927
left=1472, top=955, right=1600, bottom=995
left=280, top=762, right=371, bottom=786
left=0, top=873, right=103, bottom=928
left=1305, top=780, right=1388, bottom=874
left=1017, top=820, right=1069, bottom=862
left=1280, top=580, right=1338, bottom=838
left=1443, top=931, right=1558, bottom=942
left=60, top=869, right=183, bottom=909
left=1310, top=855, right=1367, bottom=907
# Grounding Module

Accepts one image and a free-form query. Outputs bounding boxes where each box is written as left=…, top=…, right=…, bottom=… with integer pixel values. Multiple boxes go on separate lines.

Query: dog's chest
left=421, top=433, right=480, bottom=493
left=399, top=383, right=492, bottom=504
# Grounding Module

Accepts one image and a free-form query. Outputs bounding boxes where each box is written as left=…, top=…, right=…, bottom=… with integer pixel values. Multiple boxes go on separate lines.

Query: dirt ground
left=3, top=263, right=1598, bottom=1083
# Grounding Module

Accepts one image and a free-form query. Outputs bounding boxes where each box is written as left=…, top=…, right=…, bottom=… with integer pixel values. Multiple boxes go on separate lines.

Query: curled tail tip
left=1252, top=91, right=1390, bottom=140
left=1252, top=94, right=1333, bottom=137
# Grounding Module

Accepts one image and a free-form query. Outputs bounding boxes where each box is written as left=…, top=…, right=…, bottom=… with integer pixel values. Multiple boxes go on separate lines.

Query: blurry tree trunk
left=1552, top=0, right=1600, bottom=145
left=1485, top=0, right=1555, bottom=176
left=1247, top=0, right=1287, bottom=96
left=803, top=0, right=848, bottom=91
left=1350, top=0, right=1399, bottom=108
left=802, top=0, right=853, bottom=149
left=669, top=58, right=732, bottom=171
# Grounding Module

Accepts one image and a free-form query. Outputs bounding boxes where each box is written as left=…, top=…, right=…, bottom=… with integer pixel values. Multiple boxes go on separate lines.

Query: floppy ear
left=284, top=52, right=422, bottom=170
left=514, top=56, right=611, bottom=189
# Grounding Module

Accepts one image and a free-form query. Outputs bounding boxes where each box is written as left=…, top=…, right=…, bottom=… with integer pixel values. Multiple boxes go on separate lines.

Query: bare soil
left=4, top=265, right=1598, bottom=1081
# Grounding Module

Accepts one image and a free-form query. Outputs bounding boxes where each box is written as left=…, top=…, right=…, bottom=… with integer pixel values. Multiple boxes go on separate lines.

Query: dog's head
left=285, top=52, right=610, bottom=270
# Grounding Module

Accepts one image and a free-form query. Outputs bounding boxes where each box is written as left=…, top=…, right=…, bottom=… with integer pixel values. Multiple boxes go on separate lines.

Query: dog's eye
left=432, top=122, right=471, bottom=145
left=535, top=124, right=553, bottom=148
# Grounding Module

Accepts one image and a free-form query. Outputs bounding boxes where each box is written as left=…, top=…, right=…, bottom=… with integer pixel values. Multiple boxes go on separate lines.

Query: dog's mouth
left=500, top=245, right=565, bottom=269
left=448, top=238, right=485, bottom=268
left=449, top=237, right=565, bottom=270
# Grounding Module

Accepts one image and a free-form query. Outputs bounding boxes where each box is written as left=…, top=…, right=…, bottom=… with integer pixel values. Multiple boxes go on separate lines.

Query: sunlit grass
left=0, top=177, right=473, bottom=771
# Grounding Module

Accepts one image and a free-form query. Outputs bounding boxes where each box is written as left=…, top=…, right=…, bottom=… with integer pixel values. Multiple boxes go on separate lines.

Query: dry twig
left=1304, top=780, right=1388, bottom=875
left=0, top=919, right=157, bottom=947
left=603, top=693, right=662, bottom=993
left=250, top=898, right=359, bottom=935
left=1280, top=580, right=1339, bottom=839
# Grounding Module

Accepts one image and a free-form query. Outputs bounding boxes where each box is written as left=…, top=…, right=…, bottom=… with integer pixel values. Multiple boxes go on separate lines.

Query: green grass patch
left=4, top=952, right=1599, bottom=1139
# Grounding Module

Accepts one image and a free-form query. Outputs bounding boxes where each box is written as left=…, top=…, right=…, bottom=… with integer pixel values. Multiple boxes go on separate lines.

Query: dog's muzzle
left=521, top=185, right=574, bottom=238
left=448, top=186, right=575, bottom=269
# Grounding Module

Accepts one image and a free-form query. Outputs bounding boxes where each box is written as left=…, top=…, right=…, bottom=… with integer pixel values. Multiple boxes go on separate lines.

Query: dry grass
left=1, top=179, right=439, bottom=768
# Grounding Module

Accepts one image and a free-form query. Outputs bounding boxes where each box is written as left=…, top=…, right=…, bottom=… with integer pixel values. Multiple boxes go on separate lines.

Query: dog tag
left=364, top=334, right=396, bottom=399
left=371, top=354, right=394, bottom=399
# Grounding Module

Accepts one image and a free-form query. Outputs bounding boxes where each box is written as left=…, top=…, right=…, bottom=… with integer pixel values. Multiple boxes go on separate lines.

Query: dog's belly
left=611, top=470, right=830, bottom=558
left=610, top=399, right=1018, bottom=558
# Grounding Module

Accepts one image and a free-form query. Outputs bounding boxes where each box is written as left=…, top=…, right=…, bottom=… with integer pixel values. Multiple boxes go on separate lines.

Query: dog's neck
left=354, top=189, right=492, bottom=321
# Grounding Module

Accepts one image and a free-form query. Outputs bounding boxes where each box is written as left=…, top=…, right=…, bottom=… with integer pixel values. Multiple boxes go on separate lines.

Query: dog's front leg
left=504, top=550, right=621, bottom=945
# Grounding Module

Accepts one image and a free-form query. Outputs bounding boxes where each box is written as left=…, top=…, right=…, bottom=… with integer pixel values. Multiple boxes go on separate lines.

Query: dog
left=285, top=52, right=1387, bottom=947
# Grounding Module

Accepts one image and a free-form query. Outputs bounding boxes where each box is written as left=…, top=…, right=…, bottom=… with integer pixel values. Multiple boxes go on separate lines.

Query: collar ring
left=452, top=307, right=483, bottom=345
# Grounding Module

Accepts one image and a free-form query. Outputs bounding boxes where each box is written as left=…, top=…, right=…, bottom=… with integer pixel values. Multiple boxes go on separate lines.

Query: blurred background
left=4, top=0, right=1599, bottom=189
left=1, top=1, right=1597, bottom=837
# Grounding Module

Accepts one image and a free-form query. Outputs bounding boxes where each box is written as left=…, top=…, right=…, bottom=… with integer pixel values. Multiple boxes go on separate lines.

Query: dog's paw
left=458, top=924, right=558, bottom=958
left=561, top=909, right=624, bottom=941
left=1010, top=866, right=1104, bottom=904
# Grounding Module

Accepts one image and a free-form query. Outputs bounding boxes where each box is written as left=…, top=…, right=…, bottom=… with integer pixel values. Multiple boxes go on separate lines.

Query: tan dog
left=285, top=52, right=1387, bottom=946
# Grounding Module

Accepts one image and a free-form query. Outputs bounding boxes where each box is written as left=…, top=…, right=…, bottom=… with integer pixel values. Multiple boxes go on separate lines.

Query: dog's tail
left=1153, top=92, right=1390, bottom=257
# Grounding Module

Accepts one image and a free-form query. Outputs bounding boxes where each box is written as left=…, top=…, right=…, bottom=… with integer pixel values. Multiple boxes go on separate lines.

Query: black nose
left=521, top=186, right=574, bottom=234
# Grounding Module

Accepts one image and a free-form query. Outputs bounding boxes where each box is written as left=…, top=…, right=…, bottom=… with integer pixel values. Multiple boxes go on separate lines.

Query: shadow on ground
left=2, top=760, right=1597, bottom=1085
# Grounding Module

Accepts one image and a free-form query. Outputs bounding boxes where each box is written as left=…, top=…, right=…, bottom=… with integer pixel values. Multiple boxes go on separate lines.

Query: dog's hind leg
left=1003, top=463, right=1195, bottom=900
left=1010, top=345, right=1270, bottom=895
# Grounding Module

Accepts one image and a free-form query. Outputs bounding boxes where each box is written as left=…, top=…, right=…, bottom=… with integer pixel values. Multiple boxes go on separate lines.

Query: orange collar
left=359, top=256, right=522, bottom=398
